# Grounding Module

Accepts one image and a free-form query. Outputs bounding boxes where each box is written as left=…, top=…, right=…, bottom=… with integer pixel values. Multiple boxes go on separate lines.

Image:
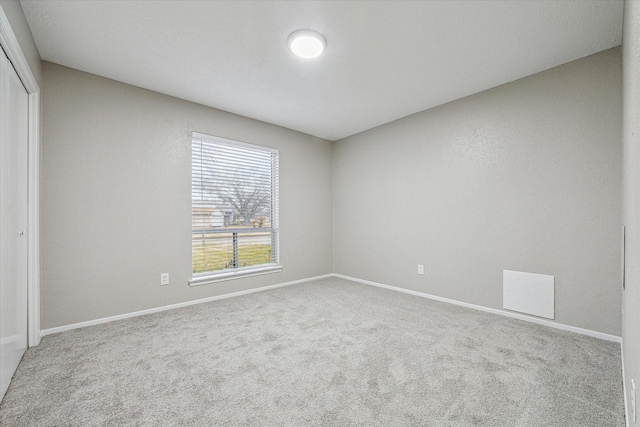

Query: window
left=190, top=132, right=280, bottom=285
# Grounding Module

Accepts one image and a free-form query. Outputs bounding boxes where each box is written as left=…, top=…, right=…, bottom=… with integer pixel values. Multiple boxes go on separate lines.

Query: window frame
left=189, top=132, right=281, bottom=286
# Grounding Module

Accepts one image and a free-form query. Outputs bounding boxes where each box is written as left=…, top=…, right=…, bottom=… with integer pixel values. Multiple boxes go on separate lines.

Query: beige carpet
left=0, top=277, right=625, bottom=426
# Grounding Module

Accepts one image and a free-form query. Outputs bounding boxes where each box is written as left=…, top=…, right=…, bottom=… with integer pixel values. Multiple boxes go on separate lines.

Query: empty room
left=0, top=0, right=639, bottom=425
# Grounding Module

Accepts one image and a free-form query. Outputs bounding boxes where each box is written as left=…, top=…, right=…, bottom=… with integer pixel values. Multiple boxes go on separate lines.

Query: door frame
left=0, top=5, right=41, bottom=347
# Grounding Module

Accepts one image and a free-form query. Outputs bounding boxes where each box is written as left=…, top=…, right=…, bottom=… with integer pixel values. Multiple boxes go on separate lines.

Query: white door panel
left=0, top=48, right=29, bottom=401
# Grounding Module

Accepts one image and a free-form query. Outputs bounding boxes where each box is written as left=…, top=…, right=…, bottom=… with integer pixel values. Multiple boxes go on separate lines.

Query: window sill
left=189, top=265, right=283, bottom=287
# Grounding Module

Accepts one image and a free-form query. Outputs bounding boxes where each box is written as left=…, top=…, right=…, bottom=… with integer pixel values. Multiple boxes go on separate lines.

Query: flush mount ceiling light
left=287, top=29, right=327, bottom=59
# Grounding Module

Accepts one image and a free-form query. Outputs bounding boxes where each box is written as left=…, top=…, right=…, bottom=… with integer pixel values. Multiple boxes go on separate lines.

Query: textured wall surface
left=41, top=63, right=333, bottom=329
left=622, top=0, right=640, bottom=422
left=334, top=48, right=622, bottom=336
left=41, top=46, right=623, bottom=340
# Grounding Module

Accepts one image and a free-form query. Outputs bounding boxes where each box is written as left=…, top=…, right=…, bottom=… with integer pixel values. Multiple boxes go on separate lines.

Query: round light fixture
left=287, top=29, right=327, bottom=59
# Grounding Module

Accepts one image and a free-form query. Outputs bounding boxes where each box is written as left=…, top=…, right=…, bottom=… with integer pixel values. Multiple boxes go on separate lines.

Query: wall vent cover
left=503, top=270, right=554, bottom=319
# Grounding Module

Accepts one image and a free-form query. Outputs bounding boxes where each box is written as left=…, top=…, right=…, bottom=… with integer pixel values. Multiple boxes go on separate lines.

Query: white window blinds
left=191, top=132, right=279, bottom=280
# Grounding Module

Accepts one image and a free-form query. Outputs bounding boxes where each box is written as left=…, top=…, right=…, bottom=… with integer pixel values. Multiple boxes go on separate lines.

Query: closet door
left=0, top=48, right=29, bottom=401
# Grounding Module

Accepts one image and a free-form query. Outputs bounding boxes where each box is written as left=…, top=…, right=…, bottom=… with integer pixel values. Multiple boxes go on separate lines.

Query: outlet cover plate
left=160, top=273, right=170, bottom=286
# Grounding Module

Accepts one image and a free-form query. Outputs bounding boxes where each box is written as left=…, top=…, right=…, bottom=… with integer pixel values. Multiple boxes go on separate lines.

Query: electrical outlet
left=418, top=264, right=424, bottom=275
left=632, top=379, right=637, bottom=423
left=160, top=273, right=170, bottom=286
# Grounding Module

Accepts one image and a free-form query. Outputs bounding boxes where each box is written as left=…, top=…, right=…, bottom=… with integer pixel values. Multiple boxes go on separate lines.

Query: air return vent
left=503, top=270, right=554, bottom=319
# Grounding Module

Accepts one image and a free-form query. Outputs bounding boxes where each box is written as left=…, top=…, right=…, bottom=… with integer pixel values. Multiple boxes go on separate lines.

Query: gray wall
left=41, top=62, right=333, bottom=329
left=0, top=0, right=41, bottom=87
left=42, top=44, right=623, bottom=339
left=622, top=0, right=640, bottom=421
left=333, top=48, right=622, bottom=336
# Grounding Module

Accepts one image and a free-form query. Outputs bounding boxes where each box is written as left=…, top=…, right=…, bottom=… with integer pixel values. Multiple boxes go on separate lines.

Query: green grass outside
left=192, top=243, right=272, bottom=273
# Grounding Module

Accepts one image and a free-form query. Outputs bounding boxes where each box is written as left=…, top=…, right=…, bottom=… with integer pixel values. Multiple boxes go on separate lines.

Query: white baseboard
left=41, top=273, right=334, bottom=337
left=333, top=273, right=622, bottom=343
left=41, top=272, right=622, bottom=345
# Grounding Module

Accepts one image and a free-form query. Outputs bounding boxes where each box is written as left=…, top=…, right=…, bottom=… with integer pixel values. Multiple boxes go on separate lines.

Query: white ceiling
left=21, top=0, right=623, bottom=141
